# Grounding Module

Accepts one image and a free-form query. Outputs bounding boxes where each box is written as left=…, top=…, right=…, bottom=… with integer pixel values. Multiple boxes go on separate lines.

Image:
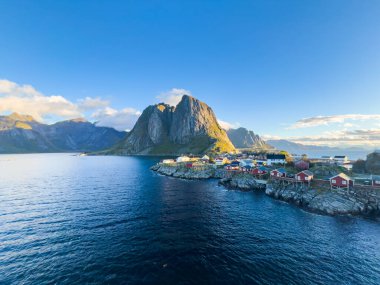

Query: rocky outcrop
left=218, top=177, right=266, bottom=191
left=151, top=164, right=217, bottom=179
left=0, top=113, right=126, bottom=153
left=227, top=127, right=270, bottom=150
left=109, top=95, right=235, bottom=155
left=266, top=181, right=380, bottom=216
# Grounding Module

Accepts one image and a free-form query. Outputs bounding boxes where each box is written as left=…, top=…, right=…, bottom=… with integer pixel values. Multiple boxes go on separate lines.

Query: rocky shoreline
left=266, top=182, right=380, bottom=216
left=151, top=164, right=380, bottom=217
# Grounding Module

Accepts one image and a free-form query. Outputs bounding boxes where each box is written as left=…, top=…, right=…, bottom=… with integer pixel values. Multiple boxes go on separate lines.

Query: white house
left=334, top=156, right=349, bottom=165
left=266, top=154, right=286, bottom=166
left=176, top=156, right=191, bottom=163
left=254, top=159, right=267, bottom=166
left=239, top=159, right=254, bottom=167
left=162, top=159, right=175, bottom=164
left=214, top=157, right=229, bottom=166
left=201, top=155, right=210, bottom=162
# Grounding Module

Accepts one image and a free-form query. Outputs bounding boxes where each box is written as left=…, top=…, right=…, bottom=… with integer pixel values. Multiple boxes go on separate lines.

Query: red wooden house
left=252, top=166, right=269, bottom=175
left=270, top=168, right=287, bottom=178
left=225, top=164, right=240, bottom=171
left=295, top=160, right=310, bottom=170
left=296, top=170, right=314, bottom=182
left=330, top=173, right=353, bottom=189
left=241, top=165, right=253, bottom=172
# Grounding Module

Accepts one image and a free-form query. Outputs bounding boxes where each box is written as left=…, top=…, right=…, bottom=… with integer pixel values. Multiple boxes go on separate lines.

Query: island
left=151, top=154, right=380, bottom=217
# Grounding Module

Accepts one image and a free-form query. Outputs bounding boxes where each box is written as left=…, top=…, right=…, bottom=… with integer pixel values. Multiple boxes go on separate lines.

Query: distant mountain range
left=0, top=113, right=126, bottom=153
left=106, top=95, right=235, bottom=155
left=266, top=139, right=370, bottom=154
left=1, top=98, right=372, bottom=157
left=226, top=127, right=271, bottom=150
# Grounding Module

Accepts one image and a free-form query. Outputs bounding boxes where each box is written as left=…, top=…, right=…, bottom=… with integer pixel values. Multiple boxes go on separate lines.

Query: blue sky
left=0, top=0, right=380, bottom=147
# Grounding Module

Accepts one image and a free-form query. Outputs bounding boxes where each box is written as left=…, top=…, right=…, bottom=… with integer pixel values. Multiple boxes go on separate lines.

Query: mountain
left=265, top=140, right=323, bottom=153
left=266, top=139, right=367, bottom=154
left=266, top=139, right=372, bottom=159
left=226, top=127, right=271, bottom=150
left=0, top=113, right=126, bottom=153
left=108, top=95, right=235, bottom=155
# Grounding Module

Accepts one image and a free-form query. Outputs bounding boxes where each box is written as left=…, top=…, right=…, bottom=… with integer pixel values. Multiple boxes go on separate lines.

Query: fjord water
left=0, top=154, right=379, bottom=285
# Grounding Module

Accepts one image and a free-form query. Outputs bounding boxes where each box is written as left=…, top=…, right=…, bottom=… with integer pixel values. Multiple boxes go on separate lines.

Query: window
left=375, top=181, right=380, bottom=184
left=342, top=180, right=347, bottom=185
left=332, top=179, right=336, bottom=183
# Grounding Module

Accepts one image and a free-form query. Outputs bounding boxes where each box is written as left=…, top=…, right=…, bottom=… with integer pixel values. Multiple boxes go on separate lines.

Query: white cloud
left=261, top=134, right=282, bottom=140
left=0, top=79, right=141, bottom=130
left=156, top=88, right=191, bottom=106
left=289, top=114, right=380, bottom=129
left=92, top=107, right=141, bottom=131
left=265, top=129, right=380, bottom=148
left=217, top=119, right=240, bottom=130
left=78, top=97, right=109, bottom=111
left=0, top=79, right=81, bottom=121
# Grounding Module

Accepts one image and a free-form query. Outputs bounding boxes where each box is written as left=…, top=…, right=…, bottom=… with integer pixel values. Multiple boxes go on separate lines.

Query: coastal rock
left=218, top=175, right=266, bottom=191
left=151, top=164, right=215, bottom=179
left=266, top=182, right=380, bottom=216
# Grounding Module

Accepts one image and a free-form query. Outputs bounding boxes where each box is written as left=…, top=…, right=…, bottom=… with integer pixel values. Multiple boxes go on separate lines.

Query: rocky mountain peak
left=109, top=95, right=235, bottom=155
left=8, top=112, right=36, bottom=122
left=226, top=127, right=270, bottom=150
left=69, top=118, right=88, bottom=123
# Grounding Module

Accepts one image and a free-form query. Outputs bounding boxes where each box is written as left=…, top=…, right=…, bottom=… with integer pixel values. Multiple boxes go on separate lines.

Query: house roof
left=258, top=166, right=268, bottom=171
left=267, top=154, right=286, bottom=160
left=299, top=170, right=313, bottom=176
left=271, top=168, right=286, bottom=173
left=243, top=165, right=253, bottom=169
left=330, top=172, right=351, bottom=181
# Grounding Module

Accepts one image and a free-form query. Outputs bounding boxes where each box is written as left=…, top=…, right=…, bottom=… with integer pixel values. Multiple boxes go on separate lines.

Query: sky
left=0, top=0, right=380, bottom=148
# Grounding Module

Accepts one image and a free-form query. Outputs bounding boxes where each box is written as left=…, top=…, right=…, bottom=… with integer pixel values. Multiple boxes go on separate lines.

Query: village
left=159, top=152, right=380, bottom=191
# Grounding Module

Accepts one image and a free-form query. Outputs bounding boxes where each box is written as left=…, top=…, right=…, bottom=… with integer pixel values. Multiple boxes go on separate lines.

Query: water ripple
left=0, top=154, right=379, bottom=285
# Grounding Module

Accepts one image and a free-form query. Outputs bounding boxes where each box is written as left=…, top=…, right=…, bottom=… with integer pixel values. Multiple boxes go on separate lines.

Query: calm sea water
left=0, top=154, right=379, bottom=285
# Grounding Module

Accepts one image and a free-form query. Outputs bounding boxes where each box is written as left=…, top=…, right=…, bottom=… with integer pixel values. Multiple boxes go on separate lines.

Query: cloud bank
left=0, top=79, right=139, bottom=131
left=0, top=79, right=81, bottom=121
left=92, top=107, right=141, bottom=131
left=217, top=119, right=240, bottom=130
left=265, top=129, right=380, bottom=148
left=156, top=88, right=191, bottom=106
left=289, top=114, right=380, bottom=129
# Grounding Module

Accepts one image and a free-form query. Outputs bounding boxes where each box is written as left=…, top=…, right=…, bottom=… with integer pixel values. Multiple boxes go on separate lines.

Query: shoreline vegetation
left=150, top=163, right=380, bottom=218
